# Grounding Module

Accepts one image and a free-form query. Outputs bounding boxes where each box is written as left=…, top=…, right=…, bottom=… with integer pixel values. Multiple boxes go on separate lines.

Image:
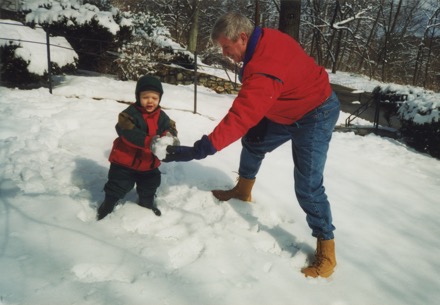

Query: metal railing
left=345, top=86, right=408, bottom=133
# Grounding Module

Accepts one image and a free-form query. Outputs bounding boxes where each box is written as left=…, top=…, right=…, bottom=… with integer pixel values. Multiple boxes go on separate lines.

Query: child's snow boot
left=212, top=176, right=255, bottom=202
left=139, top=196, right=161, bottom=216
left=97, top=194, right=119, bottom=220
left=301, top=238, right=336, bottom=278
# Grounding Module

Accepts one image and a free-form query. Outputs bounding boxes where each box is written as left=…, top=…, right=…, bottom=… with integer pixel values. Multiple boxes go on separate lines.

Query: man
left=164, top=11, right=340, bottom=278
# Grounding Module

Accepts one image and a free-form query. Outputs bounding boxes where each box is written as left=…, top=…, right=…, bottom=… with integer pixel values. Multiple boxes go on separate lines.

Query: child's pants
left=104, top=163, right=161, bottom=203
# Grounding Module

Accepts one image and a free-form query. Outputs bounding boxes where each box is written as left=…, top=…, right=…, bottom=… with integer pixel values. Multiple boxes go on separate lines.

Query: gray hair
left=211, top=11, right=254, bottom=43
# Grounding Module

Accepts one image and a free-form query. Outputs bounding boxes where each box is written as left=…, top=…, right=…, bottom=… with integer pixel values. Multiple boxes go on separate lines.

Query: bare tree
left=187, top=0, right=200, bottom=52
left=413, top=3, right=440, bottom=87
left=278, top=0, right=301, bottom=40
left=356, top=5, right=382, bottom=76
left=327, top=1, right=374, bottom=74
left=301, top=1, right=373, bottom=72
left=422, top=6, right=440, bottom=88
left=302, top=0, right=331, bottom=65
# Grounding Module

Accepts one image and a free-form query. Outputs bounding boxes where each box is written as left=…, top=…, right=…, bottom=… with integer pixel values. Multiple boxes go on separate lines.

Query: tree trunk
left=278, top=0, right=301, bottom=41
left=379, top=0, right=403, bottom=82
left=187, top=0, right=200, bottom=53
left=357, top=6, right=381, bottom=74
left=255, top=0, right=261, bottom=26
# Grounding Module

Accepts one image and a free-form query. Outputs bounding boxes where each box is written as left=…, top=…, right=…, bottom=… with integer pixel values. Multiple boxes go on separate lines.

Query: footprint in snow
left=168, top=238, right=205, bottom=269
left=71, top=263, right=134, bottom=283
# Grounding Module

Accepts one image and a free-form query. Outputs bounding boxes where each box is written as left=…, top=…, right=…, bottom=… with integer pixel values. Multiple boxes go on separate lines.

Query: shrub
left=398, top=96, right=440, bottom=159
left=400, top=120, right=440, bottom=159
left=0, top=19, right=78, bottom=88
left=372, top=85, right=440, bottom=159
left=23, top=1, right=132, bottom=74
left=200, top=47, right=236, bottom=72
left=0, top=43, right=41, bottom=86
left=113, top=11, right=194, bottom=81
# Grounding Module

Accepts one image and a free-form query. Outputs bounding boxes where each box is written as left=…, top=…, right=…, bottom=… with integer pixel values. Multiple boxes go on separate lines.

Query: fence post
left=193, top=51, right=198, bottom=114
left=46, top=29, right=53, bottom=94
left=373, top=88, right=381, bottom=133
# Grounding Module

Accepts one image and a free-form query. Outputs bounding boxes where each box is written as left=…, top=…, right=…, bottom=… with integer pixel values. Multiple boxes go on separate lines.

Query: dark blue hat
left=135, top=75, right=163, bottom=104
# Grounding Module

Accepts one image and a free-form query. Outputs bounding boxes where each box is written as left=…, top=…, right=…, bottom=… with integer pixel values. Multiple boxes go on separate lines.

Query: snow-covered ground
left=1, top=72, right=439, bottom=305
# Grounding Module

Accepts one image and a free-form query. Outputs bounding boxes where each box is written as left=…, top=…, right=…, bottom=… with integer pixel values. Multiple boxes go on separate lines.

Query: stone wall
left=154, top=63, right=241, bottom=95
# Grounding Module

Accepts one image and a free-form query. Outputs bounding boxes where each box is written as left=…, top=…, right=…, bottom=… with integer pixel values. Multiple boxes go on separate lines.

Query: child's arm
left=166, top=119, right=178, bottom=137
left=116, top=112, right=154, bottom=149
left=157, top=118, right=179, bottom=146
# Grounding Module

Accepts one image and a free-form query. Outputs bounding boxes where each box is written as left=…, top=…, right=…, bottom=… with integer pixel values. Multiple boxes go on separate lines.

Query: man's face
left=217, top=32, right=248, bottom=63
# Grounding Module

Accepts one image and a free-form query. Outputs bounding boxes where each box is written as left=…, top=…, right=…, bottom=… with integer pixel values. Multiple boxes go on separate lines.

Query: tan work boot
left=301, top=238, right=336, bottom=278
left=212, top=176, right=255, bottom=202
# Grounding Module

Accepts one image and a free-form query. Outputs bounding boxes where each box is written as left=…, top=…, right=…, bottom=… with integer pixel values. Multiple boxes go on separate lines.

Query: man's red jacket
left=208, top=28, right=332, bottom=151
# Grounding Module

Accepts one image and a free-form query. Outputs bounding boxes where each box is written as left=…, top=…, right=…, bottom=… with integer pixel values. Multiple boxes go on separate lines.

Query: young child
left=97, top=75, right=178, bottom=220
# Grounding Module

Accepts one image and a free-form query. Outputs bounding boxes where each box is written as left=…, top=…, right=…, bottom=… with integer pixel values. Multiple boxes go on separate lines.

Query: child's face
left=139, top=91, right=160, bottom=113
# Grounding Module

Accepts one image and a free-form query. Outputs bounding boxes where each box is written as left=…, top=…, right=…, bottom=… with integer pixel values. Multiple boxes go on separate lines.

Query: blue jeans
left=239, top=92, right=340, bottom=240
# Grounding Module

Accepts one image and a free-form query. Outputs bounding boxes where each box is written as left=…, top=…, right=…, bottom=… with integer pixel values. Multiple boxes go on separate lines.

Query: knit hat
left=135, top=75, right=164, bottom=104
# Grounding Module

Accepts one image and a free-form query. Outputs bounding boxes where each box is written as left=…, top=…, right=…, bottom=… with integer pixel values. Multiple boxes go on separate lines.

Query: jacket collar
left=239, top=26, right=262, bottom=82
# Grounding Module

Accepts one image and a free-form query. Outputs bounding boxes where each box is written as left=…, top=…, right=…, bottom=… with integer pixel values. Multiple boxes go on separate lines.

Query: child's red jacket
left=109, top=104, right=177, bottom=171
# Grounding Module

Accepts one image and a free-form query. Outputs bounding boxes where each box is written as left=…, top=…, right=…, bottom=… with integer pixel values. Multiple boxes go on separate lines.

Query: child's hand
left=165, top=132, right=180, bottom=146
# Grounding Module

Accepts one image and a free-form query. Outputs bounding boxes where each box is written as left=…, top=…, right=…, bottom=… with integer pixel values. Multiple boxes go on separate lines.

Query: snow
left=24, top=1, right=121, bottom=35
left=1, top=72, right=440, bottom=305
left=21, top=0, right=81, bottom=11
left=151, top=133, right=177, bottom=161
left=0, top=20, right=78, bottom=75
left=327, top=71, right=440, bottom=124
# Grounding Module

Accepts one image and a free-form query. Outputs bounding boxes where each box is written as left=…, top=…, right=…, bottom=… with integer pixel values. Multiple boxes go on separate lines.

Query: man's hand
left=163, top=135, right=217, bottom=162
left=163, top=145, right=195, bottom=162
